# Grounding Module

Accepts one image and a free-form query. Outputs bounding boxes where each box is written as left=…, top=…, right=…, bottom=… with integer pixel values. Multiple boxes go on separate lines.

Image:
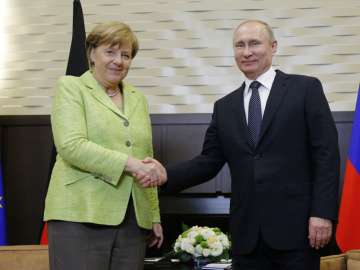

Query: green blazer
left=44, top=71, right=160, bottom=229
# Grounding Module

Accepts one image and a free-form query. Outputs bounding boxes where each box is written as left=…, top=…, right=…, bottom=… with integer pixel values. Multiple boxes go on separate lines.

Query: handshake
left=126, top=157, right=167, bottom=188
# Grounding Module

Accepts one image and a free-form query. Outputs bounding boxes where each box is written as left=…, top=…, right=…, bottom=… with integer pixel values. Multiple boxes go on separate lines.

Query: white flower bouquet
left=173, top=225, right=231, bottom=263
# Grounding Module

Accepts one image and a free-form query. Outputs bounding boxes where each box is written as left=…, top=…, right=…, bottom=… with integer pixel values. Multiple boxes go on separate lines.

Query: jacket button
left=254, top=154, right=262, bottom=160
left=125, top=140, right=131, bottom=147
left=124, top=121, right=129, bottom=127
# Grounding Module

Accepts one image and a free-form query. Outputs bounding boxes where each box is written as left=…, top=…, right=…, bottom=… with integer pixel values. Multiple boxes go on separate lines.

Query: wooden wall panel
left=0, top=112, right=354, bottom=245
left=1, top=120, right=53, bottom=244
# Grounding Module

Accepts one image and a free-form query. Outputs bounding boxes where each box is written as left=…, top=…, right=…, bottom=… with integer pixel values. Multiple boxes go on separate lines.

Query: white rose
left=201, top=228, right=215, bottom=239
left=180, top=238, right=191, bottom=247
left=222, top=239, right=230, bottom=249
left=188, top=230, right=197, bottom=239
left=180, top=239, right=195, bottom=255
left=181, top=243, right=195, bottom=255
left=217, top=234, right=230, bottom=249
left=212, top=240, right=223, bottom=249
left=189, top=236, right=196, bottom=245
left=207, top=236, right=217, bottom=247
left=194, top=244, right=203, bottom=257
left=202, top=248, right=211, bottom=257
left=210, top=242, right=223, bottom=257
left=184, top=244, right=195, bottom=255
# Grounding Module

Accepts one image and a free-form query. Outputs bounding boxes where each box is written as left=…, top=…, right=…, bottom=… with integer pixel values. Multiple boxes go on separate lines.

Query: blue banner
left=0, top=163, right=6, bottom=245
left=349, top=85, right=360, bottom=172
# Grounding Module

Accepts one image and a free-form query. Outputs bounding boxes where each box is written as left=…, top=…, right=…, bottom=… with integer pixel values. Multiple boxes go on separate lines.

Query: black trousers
left=48, top=201, right=148, bottom=270
left=232, top=233, right=320, bottom=270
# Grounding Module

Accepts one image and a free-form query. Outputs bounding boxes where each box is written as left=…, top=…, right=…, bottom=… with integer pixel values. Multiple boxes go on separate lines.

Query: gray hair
left=234, top=20, right=276, bottom=42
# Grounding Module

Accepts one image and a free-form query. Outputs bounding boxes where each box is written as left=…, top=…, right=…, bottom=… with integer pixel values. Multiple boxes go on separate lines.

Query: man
left=139, top=20, right=340, bottom=270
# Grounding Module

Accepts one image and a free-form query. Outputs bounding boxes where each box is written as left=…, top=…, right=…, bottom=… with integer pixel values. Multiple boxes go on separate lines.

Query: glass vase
left=193, top=256, right=211, bottom=269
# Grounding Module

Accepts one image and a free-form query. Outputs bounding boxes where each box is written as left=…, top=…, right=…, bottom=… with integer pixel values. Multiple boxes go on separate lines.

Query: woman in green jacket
left=44, top=21, right=165, bottom=270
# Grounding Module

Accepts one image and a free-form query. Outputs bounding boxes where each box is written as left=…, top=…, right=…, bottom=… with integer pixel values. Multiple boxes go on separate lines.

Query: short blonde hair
left=234, top=20, right=276, bottom=43
left=86, top=21, right=139, bottom=66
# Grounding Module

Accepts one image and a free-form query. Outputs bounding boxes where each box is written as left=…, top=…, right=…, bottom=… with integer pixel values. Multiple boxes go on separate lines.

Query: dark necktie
left=248, top=81, right=262, bottom=146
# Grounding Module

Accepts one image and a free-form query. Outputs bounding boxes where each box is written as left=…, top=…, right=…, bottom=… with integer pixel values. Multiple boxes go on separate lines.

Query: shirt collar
left=245, top=67, right=276, bottom=93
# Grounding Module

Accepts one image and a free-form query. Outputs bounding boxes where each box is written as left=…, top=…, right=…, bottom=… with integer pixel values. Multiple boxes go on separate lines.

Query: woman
left=44, top=21, right=164, bottom=270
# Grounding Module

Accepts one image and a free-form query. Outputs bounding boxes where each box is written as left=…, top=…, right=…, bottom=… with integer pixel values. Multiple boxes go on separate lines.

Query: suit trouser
left=232, top=233, right=320, bottom=270
left=47, top=201, right=148, bottom=270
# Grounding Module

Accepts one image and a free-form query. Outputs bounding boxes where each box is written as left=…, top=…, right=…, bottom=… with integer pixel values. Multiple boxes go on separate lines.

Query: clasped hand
left=128, top=157, right=167, bottom=187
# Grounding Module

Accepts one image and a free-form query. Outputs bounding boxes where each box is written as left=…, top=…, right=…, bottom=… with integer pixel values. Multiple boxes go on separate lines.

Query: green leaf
left=213, top=227, right=221, bottom=234
left=181, top=223, right=190, bottom=232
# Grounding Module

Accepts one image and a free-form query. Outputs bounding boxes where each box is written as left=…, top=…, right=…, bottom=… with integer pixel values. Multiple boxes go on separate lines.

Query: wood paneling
left=0, top=112, right=354, bottom=245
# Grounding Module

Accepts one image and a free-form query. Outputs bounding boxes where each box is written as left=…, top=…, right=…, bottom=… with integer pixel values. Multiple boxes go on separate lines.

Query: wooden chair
left=0, top=245, right=49, bottom=270
left=321, top=254, right=347, bottom=270
left=347, top=250, right=360, bottom=270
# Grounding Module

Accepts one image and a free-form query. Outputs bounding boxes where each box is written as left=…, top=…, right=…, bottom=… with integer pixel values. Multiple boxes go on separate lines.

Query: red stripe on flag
left=336, top=159, right=360, bottom=252
left=40, top=223, right=48, bottom=245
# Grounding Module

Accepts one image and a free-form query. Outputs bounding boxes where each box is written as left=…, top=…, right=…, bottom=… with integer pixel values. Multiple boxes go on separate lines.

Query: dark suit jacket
left=165, top=70, right=340, bottom=255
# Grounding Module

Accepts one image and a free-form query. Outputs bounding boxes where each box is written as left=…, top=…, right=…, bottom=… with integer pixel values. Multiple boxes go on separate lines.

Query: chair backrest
left=0, top=245, right=49, bottom=270
left=320, top=254, right=347, bottom=270
left=347, top=250, right=360, bottom=270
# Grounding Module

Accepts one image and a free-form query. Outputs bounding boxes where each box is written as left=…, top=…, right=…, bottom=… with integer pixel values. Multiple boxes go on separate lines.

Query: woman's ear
left=89, top=48, right=95, bottom=66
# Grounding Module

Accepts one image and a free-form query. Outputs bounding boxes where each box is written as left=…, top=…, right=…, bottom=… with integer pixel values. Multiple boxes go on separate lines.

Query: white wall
left=0, top=0, right=359, bottom=115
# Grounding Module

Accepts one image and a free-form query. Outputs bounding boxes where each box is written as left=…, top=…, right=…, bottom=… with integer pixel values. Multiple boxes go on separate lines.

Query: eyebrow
left=234, top=39, right=261, bottom=44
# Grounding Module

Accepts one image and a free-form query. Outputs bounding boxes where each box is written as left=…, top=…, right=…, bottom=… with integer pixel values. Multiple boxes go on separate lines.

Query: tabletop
left=145, top=260, right=231, bottom=270
left=145, top=261, right=194, bottom=270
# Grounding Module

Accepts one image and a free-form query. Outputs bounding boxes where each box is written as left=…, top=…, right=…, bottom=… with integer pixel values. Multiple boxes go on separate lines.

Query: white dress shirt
left=244, top=67, right=276, bottom=124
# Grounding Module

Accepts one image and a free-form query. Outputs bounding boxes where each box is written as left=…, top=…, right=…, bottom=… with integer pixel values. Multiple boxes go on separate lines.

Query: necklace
left=106, top=88, right=120, bottom=97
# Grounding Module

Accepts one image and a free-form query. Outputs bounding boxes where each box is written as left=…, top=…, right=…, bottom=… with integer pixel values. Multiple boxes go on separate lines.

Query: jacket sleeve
left=143, top=99, right=161, bottom=223
left=148, top=187, right=161, bottom=223
left=51, top=76, right=128, bottom=186
left=305, top=77, right=340, bottom=221
left=164, top=101, right=226, bottom=193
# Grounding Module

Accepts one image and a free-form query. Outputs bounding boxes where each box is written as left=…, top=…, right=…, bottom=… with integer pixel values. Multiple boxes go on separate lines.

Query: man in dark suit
left=139, top=20, right=340, bottom=270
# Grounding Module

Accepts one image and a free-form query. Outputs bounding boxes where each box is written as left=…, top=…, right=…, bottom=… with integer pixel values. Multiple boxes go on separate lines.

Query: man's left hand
left=308, top=217, right=332, bottom=249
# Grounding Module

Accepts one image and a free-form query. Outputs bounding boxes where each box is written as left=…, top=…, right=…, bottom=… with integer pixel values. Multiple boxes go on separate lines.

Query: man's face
left=233, top=22, right=277, bottom=80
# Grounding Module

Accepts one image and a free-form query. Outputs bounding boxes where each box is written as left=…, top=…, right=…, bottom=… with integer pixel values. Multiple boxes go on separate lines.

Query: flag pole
left=40, top=0, right=88, bottom=245
left=336, top=85, right=360, bottom=252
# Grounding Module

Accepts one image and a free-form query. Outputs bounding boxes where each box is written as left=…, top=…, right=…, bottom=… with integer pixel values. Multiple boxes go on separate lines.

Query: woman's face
left=90, top=43, right=133, bottom=89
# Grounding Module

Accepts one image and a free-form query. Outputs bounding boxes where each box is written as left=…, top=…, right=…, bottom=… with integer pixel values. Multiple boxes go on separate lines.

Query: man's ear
left=271, top=40, right=278, bottom=55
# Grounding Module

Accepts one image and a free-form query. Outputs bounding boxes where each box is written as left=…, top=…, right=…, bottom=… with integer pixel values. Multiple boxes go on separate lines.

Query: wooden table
left=144, top=261, right=197, bottom=270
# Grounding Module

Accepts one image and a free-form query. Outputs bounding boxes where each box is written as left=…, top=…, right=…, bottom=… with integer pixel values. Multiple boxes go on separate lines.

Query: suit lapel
left=123, top=84, right=140, bottom=119
left=80, top=71, right=140, bottom=121
left=258, top=70, right=289, bottom=144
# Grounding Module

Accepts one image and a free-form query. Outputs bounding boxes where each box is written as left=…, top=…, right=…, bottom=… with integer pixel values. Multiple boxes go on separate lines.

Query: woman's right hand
left=125, top=157, right=162, bottom=187
left=138, top=158, right=167, bottom=188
